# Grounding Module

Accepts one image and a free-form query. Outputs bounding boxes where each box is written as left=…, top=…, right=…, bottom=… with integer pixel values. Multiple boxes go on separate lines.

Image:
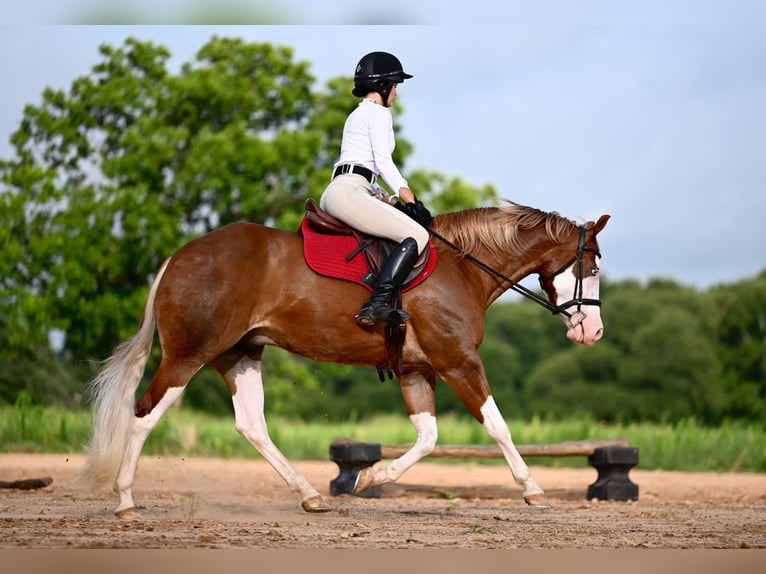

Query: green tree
left=0, top=345, right=86, bottom=408
left=617, top=306, right=721, bottom=421
left=1, top=37, right=319, bottom=362
left=711, top=272, right=766, bottom=421
left=521, top=343, right=625, bottom=420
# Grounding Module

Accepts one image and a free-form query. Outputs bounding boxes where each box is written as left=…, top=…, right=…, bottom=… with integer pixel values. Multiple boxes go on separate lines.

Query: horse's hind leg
left=213, top=351, right=331, bottom=513
left=354, top=371, right=438, bottom=493
left=113, top=359, right=199, bottom=519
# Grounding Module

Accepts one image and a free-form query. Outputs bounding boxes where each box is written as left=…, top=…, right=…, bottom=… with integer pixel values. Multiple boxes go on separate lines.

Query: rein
left=427, top=225, right=601, bottom=326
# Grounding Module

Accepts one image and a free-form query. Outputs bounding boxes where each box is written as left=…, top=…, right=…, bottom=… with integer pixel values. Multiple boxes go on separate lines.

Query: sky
left=2, top=2, right=765, bottom=291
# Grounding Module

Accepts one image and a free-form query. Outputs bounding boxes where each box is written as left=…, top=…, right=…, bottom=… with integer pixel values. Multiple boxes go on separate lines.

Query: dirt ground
left=1, top=453, right=765, bottom=549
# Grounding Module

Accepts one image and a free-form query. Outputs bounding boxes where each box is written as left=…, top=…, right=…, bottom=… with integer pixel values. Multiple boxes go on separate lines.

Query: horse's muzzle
left=566, top=312, right=604, bottom=346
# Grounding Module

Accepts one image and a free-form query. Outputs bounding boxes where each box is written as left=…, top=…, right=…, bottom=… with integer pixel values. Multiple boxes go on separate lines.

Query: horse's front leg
left=480, top=395, right=548, bottom=507
left=440, top=356, right=549, bottom=507
left=353, top=371, right=438, bottom=494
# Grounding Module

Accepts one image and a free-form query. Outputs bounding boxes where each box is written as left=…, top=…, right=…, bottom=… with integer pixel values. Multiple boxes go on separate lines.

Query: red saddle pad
left=299, top=218, right=437, bottom=293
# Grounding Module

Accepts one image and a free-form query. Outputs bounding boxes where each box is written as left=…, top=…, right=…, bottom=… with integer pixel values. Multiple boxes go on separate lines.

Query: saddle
left=300, top=198, right=438, bottom=380
left=303, top=198, right=432, bottom=290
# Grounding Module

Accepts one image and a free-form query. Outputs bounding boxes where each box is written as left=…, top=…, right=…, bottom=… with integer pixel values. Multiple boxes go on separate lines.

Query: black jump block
left=329, top=441, right=382, bottom=498
left=587, top=446, right=639, bottom=501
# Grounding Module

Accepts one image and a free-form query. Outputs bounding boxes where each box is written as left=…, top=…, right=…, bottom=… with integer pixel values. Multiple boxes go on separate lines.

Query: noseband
left=428, top=225, right=601, bottom=328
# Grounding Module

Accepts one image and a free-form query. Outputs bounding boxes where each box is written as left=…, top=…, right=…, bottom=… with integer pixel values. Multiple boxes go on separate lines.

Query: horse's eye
left=591, top=267, right=600, bottom=277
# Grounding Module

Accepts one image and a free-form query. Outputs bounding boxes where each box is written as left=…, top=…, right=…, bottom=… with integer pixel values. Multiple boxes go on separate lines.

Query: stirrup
left=356, top=305, right=410, bottom=327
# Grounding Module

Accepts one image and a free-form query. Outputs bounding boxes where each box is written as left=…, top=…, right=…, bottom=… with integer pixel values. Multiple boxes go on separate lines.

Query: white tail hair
left=82, top=258, right=170, bottom=489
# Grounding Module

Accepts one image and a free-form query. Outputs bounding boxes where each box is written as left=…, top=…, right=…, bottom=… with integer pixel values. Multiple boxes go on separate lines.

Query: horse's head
left=538, top=214, right=610, bottom=346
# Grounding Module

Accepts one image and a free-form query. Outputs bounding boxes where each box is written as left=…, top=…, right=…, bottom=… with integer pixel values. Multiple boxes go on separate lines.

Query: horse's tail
left=82, top=257, right=171, bottom=490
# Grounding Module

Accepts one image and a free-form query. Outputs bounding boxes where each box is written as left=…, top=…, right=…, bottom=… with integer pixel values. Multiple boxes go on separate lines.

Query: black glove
left=394, top=199, right=432, bottom=228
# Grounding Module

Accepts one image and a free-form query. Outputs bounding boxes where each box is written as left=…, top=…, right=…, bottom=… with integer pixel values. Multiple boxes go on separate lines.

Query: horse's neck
left=432, top=220, right=550, bottom=305
left=481, top=245, right=544, bottom=305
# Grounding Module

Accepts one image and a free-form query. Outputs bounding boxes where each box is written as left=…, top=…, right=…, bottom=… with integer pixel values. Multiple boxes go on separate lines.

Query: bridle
left=427, top=224, right=601, bottom=329
left=538, top=226, right=602, bottom=329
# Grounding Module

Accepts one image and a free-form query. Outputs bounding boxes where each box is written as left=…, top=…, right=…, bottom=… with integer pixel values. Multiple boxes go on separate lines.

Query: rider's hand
left=394, top=197, right=432, bottom=228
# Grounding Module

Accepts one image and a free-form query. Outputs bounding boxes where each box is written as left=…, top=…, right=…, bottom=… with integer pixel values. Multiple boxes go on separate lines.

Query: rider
left=320, top=51, right=432, bottom=327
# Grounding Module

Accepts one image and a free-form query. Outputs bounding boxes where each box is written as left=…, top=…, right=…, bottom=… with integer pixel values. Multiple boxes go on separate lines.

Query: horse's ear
left=592, top=214, right=610, bottom=235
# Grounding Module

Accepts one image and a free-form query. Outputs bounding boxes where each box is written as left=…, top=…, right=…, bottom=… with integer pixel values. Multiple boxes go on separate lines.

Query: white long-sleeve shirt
left=335, top=99, right=409, bottom=195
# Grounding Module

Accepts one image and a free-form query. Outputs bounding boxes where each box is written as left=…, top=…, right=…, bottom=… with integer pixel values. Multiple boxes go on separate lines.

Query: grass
left=1, top=400, right=765, bottom=473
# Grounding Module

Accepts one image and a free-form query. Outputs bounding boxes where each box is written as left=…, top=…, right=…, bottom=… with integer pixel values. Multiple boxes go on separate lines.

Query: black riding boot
left=356, top=237, right=419, bottom=326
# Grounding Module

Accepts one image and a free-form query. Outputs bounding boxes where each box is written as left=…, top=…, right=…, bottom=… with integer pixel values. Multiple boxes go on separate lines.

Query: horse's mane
left=433, top=201, right=579, bottom=257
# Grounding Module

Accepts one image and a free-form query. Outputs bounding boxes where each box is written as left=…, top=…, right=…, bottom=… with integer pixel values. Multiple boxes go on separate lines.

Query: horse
left=83, top=200, right=610, bottom=518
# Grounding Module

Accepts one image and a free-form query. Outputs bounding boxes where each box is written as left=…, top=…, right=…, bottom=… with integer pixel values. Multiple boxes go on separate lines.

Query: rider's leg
left=356, top=237, right=419, bottom=326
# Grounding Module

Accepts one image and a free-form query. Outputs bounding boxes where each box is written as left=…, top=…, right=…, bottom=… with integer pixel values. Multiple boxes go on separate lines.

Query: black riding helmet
left=352, top=51, right=413, bottom=107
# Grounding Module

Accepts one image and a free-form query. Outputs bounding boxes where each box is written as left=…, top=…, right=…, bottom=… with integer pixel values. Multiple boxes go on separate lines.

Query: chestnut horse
left=84, top=201, right=609, bottom=518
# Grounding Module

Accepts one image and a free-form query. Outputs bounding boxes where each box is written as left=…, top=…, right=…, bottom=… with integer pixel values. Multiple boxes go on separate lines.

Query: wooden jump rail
left=380, top=437, right=630, bottom=460
left=330, top=437, right=639, bottom=502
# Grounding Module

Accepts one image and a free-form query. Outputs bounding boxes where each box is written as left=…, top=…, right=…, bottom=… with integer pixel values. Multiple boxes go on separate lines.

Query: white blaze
left=552, top=258, right=603, bottom=345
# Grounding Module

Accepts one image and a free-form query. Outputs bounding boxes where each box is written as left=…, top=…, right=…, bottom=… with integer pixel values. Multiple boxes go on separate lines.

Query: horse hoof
left=523, top=494, right=551, bottom=508
left=352, top=468, right=375, bottom=494
left=301, top=496, right=332, bottom=513
left=115, top=507, right=143, bottom=520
